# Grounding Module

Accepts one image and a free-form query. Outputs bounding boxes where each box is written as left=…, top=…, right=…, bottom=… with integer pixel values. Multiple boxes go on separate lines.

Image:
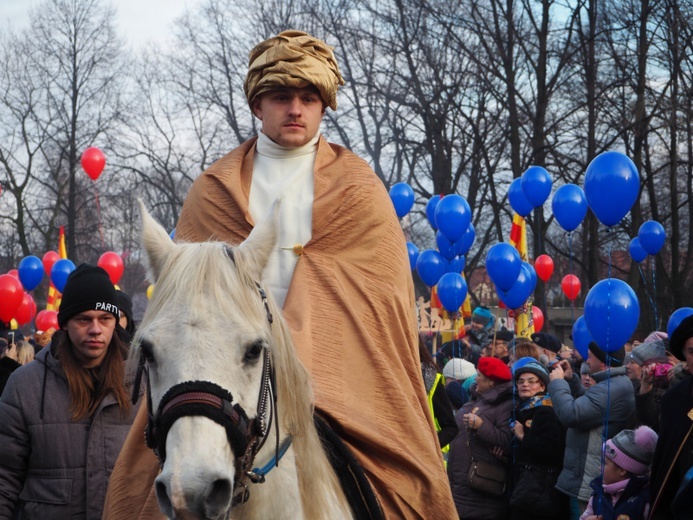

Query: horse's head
left=134, top=201, right=288, bottom=519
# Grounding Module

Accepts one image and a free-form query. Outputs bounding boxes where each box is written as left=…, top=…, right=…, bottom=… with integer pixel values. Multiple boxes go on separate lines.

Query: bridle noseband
left=132, top=246, right=282, bottom=507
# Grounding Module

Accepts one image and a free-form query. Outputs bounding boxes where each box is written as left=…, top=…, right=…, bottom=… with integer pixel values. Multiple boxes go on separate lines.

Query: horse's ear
left=235, top=199, right=280, bottom=280
left=138, top=198, right=175, bottom=281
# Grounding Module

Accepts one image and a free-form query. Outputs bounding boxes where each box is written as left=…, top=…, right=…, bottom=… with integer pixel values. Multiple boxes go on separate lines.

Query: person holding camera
left=625, top=338, right=670, bottom=432
left=547, top=342, right=635, bottom=519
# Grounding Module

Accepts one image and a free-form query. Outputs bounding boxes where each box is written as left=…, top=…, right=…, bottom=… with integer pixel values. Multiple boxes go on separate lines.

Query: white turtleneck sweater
left=248, top=131, right=318, bottom=308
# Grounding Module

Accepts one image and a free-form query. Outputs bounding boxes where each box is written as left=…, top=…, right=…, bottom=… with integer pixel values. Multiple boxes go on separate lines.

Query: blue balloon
left=456, top=223, right=476, bottom=256
left=406, top=242, right=419, bottom=271
left=584, top=151, right=640, bottom=227
left=169, top=228, right=176, bottom=240
left=436, top=231, right=457, bottom=261
left=437, top=272, right=468, bottom=312
left=416, top=249, right=446, bottom=287
left=521, top=166, right=553, bottom=208
left=497, top=262, right=535, bottom=309
left=522, top=261, right=537, bottom=294
left=435, top=194, right=472, bottom=243
left=508, top=177, right=533, bottom=217
left=18, top=255, right=43, bottom=291
left=584, top=278, right=640, bottom=352
left=446, top=255, right=466, bottom=274
left=552, top=184, right=588, bottom=232
left=389, top=182, right=415, bottom=218
left=667, top=307, right=693, bottom=338
left=50, top=259, right=76, bottom=293
left=572, top=316, right=593, bottom=360
left=629, top=237, right=647, bottom=263
left=486, top=243, right=522, bottom=292
left=426, top=196, right=441, bottom=231
left=638, top=220, right=666, bottom=255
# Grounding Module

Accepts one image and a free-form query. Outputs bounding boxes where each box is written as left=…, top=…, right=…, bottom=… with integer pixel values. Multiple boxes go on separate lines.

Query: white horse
left=133, top=202, right=353, bottom=520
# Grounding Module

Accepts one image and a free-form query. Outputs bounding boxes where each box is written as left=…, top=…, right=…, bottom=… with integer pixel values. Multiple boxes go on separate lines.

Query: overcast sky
left=2, top=0, right=194, bottom=49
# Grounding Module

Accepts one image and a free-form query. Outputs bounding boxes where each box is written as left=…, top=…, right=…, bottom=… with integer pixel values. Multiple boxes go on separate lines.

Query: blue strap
left=250, top=436, right=293, bottom=480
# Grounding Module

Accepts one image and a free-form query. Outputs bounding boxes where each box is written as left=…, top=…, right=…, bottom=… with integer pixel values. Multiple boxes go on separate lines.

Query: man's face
left=683, top=337, right=693, bottom=373
left=493, top=339, right=508, bottom=358
left=586, top=349, right=604, bottom=373
left=252, top=87, right=325, bottom=148
left=64, top=310, right=116, bottom=368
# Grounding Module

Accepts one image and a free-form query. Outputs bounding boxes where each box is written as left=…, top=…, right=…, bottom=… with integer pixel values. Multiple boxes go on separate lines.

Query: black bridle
left=131, top=246, right=280, bottom=506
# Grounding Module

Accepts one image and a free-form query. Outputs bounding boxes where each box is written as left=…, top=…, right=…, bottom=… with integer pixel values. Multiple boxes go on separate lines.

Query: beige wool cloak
left=103, top=136, right=456, bottom=519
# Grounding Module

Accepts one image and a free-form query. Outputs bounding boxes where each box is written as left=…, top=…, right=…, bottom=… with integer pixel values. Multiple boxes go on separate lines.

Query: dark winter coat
left=447, top=380, right=514, bottom=520
left=509, top=394, right=567, bottom=519
left=649, top=374, right=693, bottom=520
left=0, top=355, right=21, bottom=397
left=0, top=346, right=141, bottom=519
left=586, top=475, right=650, bottom=520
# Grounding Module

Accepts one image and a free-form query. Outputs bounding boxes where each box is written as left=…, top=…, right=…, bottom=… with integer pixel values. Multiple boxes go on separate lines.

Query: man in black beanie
left=0, top=264, right=140, bottom=519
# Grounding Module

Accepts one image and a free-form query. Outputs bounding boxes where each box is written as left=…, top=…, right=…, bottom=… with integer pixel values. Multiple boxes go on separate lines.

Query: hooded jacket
left=0, top=345, right=140, bottom=519
left=447, top=380, right=514, bottom=519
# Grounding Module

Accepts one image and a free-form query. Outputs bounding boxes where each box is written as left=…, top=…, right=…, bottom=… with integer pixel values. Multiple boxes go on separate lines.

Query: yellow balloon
left=10, top=319, right=18, bottom=330
left=114, top=284, right=121, bottom=291
left=146, top=284, right=155, bottom=299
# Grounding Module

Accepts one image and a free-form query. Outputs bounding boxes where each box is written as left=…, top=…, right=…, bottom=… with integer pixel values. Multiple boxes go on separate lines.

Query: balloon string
left=606, top=227, right=612, bottom=353
left=569, top=232, right=575, bottom=322
left=638, top=264, right=657, bottom=329
left=597, top=355, right=612, bottom=516
left=651, top=257, right=658, bottom=329
left=93, top=184, right=105, bottom=250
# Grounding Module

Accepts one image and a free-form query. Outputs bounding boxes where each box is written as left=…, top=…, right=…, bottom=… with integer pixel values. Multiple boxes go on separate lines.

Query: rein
left=131, top=245, right=289, bottom=507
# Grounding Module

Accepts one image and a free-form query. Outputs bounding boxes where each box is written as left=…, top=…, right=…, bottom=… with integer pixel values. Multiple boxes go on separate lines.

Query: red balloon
left=0, top=274, right=24, bottom=323
left=534, top=254, right=554, bottom=283
left=498, top=299, right=507, bottom=309
left=7, top=269, right=18, bottom=278
left=42, top=251, right=60, bottom=277
left=81, top=147, right=106, bottom=181
left=14, top=293, right=37, bottom=326
left=35, top=310, right=59, bottom=332
left=561, top=274, right=581, bottom=301
left=98, top=251, right=124, bottom=284
left=532, top=306, right=544, bottom=332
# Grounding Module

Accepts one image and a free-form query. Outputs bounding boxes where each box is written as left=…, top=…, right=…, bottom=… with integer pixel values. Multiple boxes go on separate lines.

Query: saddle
left=313, top=415, right=384, bottom=520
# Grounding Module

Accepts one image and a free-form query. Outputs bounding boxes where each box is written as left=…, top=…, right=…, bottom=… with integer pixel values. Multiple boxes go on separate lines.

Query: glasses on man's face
left=516, top=378, right=541, bottom=386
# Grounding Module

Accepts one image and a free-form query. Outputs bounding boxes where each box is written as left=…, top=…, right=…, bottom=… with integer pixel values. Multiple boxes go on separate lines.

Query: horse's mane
left=133, top=239, right=349, bottom=518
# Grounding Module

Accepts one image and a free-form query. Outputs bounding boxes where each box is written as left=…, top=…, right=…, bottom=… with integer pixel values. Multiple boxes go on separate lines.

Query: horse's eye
left=243, top=340, right=264, bottom=364
left=140, top=339, right=155, bottom=363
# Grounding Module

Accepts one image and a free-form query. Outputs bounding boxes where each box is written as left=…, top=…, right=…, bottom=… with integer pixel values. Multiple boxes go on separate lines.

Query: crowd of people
left=0, top=26, right=691, bottom=520
left=432, top=305, right=693, bottom=520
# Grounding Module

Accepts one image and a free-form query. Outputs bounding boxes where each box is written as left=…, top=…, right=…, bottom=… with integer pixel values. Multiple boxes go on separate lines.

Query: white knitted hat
left=443, top=358, right=476, bottom=381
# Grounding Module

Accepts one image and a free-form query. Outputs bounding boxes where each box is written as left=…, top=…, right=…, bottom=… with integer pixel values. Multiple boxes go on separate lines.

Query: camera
left=653, top=363, right=673, bottom=380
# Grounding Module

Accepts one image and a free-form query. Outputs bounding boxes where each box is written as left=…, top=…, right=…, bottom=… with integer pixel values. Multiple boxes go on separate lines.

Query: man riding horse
left=104, top=30, right=456, bottom=519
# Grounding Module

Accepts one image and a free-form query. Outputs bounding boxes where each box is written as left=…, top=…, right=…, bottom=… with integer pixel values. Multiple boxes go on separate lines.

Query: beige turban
left=244, top=30, right=345, bottom=111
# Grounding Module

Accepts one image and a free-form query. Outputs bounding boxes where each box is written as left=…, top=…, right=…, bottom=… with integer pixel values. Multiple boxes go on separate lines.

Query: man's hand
left=559, top=359, right=573, bottom=379
left=549, top=363, right=565, bottom=381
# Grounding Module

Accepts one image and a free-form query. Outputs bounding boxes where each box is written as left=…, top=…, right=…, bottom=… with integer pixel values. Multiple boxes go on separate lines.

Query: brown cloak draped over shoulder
left=103, top=137, right=456, bottom=519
